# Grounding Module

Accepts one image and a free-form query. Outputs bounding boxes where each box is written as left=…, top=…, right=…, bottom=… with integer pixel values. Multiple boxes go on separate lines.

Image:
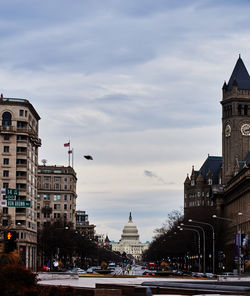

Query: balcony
left=0, top=125, right=16, bottom=134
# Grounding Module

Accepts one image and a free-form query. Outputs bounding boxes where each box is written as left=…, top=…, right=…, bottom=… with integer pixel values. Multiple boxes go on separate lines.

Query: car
left=143, top=270, right=156, bottom=276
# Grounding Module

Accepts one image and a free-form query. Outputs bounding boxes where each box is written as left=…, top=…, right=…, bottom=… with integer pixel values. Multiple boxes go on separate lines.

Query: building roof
left=227, top=56, right=250, bottom=91
left=199, top=156, right=222, bottom=183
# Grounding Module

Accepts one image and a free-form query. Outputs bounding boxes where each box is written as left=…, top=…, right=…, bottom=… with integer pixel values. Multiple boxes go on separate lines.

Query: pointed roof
left=227, top=56, right=250, bottom=91
left=199, top=156, right=222, bottom=184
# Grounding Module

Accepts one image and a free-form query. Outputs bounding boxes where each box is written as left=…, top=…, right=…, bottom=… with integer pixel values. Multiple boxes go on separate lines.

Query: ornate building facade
left=0, top=96, right=41, bottom=270
left=184, top=56, right=250, bottom=271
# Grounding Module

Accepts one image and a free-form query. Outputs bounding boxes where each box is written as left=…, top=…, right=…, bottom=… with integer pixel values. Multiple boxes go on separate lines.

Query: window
left=3, top=134, right=9, bottom=140
left=206, top=192, right=210, bottom=197
left=3, top=183, right=8, bottom=188
left=208, top=179, right=212, bottom=185
left=43, top=213, right=50, bottom=218
left=64, top=213, right=67, bottom=219
left=43, top=194, right=50, bottom=200
left=37, top=203, right=40, bottom=209
left=25, top=110, right=27, bottom=117
left=44, top=183, right=50, bottom=189
left=2, top=111, right=12, bottom=126
left=3, top=170, right=9, bottom=177
left=64, top=204, right=67, bottom=210
left=2, top=220, right=8, bottom=226
left=54, top=183, right=60, bottom=190
left=44, top=176, right=51, bottom=181
left=64, top=177, right=67, bottom=182
left=64, top=185, right=67, bottom=189
left=3, top=158, right=9, bottom=165
left=37, top=213, right=40, bottom=219
left=53, top=195, right=61, bottom=201
left=191, top=180, right=195, bottom=186
left=244, top=105, right=248, bottom=116
left=3, top=146, right=9, bottom=153
left=37, top=194, right=40, bottom=200
left=3, top=207, right=8, bottom=214
left=19, top=110, right=24, bottom=116
left=64, top=195, right=67, bottom=201
left=54, top=204, right=61, bottom=210
left=54, top=177, right=61, bottom=182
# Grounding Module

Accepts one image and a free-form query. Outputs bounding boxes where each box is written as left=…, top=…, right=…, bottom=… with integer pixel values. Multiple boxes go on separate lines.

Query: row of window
left=37, top=194, right=73, bottom=201
left=185, top=200, right=214, bottom=207
left=38, top=183, right=73, bottom=190
left=2, top=110, right=37, bottom=129
left=185, top=192, right=210, bottom=198
left=223, top=104, right=250, bottom=118
left=38, top=176, right=72, bottom=182
left=190, top=179, right=213, bottom=186
left=37, top=203, right=72, bottom=210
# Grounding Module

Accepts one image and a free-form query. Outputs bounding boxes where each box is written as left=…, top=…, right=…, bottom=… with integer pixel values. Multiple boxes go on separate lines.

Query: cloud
left=1, top=0, right=250, bottom=243
left=144, top=170, right=174, bottom=185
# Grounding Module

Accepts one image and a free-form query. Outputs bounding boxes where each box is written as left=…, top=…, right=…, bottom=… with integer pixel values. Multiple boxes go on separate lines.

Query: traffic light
left=4, top=231, right=17, bottom=253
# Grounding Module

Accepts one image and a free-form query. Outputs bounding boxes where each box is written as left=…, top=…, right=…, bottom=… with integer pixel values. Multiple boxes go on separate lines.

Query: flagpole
left=72, top=148, right=74, bottom=168
left=68, top=140, right=70, bottom=167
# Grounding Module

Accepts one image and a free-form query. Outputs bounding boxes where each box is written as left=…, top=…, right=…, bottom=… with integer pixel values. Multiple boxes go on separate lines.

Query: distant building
left=111, top=213, right=149, bottom=260
left=37, top=165, right=77, bottom=228
left=76, top=210, right=96, bottom=240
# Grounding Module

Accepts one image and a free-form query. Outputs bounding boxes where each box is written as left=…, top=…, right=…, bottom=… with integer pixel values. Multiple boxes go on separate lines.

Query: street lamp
left=188, top=219, right=215, bottom=274
left=181, top=223, right=206, bottom=273
left=180, top=227, right=201, bottom=272
left=212, top=214, right=241, bottom=275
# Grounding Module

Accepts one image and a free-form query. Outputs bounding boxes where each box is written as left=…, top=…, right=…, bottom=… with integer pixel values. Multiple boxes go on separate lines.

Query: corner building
left=0, top=96, right=41, bottom=270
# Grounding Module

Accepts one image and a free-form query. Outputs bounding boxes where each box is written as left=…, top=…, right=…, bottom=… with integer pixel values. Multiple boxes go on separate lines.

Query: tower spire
left=129, top=212, right=132, bottom=222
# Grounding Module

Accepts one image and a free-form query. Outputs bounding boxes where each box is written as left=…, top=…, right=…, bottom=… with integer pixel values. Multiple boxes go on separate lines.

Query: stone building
left=37, top=165, right=77, bottom=228
left=76, top=210, right=96, bottom=240
left=0, top=96, right=41, bottom=270
left=111, top=213, right=149, bottom=260
left=184, top=56, right=250, bottom=271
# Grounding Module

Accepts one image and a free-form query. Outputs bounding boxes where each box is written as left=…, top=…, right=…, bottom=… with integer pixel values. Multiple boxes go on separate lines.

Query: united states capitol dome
left=120, top=212, right=140, bottom=243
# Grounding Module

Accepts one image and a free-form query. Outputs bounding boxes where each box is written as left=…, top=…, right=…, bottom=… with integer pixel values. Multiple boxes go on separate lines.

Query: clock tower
left=221, top=56, right=250, bottom=184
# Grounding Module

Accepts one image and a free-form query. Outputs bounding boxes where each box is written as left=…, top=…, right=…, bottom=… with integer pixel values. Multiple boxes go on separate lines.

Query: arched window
left=2, top=112, right=12, bottom=126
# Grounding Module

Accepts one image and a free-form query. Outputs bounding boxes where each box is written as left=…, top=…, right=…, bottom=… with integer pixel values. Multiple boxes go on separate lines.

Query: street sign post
left=7, top=200, right=30, bottom=207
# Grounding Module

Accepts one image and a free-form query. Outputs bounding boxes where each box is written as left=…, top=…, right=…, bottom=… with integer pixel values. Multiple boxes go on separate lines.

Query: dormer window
left=191, top=180, right=195, bottom=186
left=208, top=179, right=212, bottom=185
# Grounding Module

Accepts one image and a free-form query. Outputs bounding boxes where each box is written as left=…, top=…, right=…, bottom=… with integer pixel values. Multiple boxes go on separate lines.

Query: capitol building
left=111, top=213, right=149, bottom=260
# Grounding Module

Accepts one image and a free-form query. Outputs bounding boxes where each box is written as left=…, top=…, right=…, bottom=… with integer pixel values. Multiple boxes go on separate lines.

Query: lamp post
left=181, top=223, right=206, bottom=273
left=180, top=227, right=201, bottom=272
left=188, top=219, right=215, bottom=274
left=212, top=214, right=241, bottom=275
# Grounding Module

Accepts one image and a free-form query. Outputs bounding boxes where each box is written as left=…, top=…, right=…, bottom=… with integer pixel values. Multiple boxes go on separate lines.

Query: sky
left=1, top=0, right=250, bottom=242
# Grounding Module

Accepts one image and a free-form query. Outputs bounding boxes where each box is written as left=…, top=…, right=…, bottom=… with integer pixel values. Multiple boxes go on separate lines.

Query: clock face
left=241, top=123, right=250, bottom=136
left=225, top=124, right=231, bottom=137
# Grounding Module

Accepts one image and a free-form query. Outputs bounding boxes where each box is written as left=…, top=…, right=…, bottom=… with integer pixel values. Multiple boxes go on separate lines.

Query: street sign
left=3, top=188, right=19, bottom=200
left=6, top=188, right=19, bottom=195
left=7, top=200, right=30, bottom=207
left=3, top=195, right=16, bottom=200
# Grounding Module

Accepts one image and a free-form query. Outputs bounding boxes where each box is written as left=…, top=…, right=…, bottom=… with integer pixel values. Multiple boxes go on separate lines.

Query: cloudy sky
left=1, top=0, right=250, bottom=242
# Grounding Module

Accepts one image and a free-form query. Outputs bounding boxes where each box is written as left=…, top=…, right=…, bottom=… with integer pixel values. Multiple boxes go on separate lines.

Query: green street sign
left=6, top=188, right=19, bottom=196
left=3, top=195, right=16, bottom=200
left=7, top=200, right=30, bottom=207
